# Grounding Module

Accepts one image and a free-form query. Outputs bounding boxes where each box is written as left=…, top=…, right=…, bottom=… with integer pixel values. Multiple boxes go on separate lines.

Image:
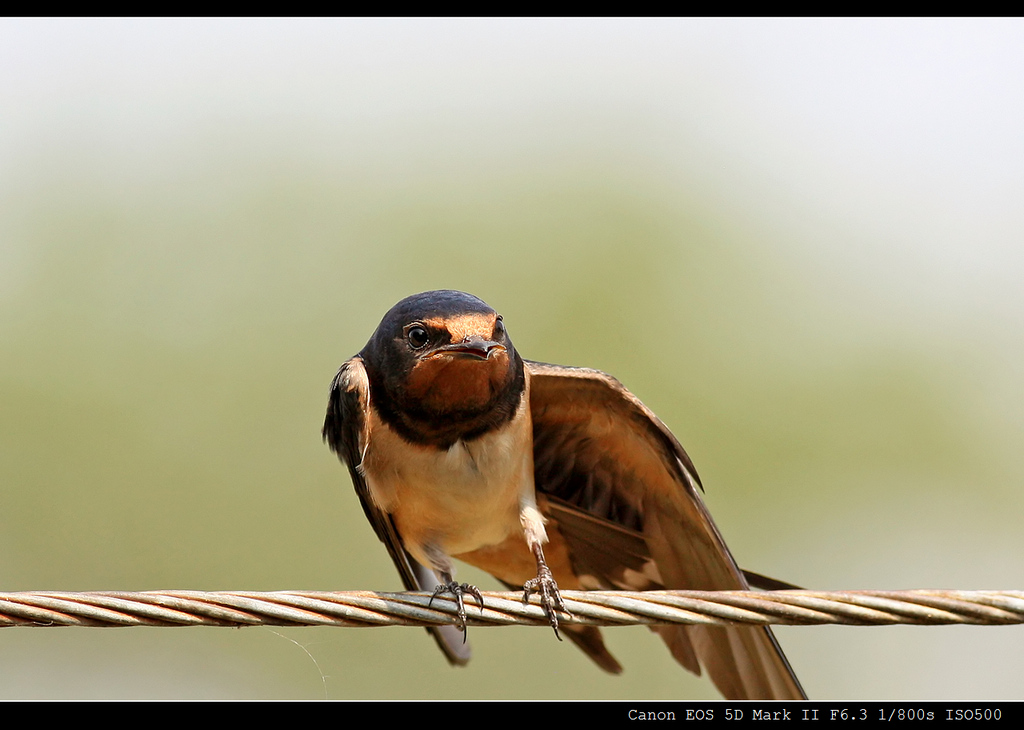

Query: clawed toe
left=429, top=580, right=484, bottom=640
left=523, top=564, right=572, bottom=640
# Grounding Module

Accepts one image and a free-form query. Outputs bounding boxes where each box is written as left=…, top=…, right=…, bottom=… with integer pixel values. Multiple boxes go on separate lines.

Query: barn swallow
left=323, top=290, right=805, bottom=700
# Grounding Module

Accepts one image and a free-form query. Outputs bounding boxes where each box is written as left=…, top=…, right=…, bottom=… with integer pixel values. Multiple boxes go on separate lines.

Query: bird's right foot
left=428, top=579, right=484, bottom=640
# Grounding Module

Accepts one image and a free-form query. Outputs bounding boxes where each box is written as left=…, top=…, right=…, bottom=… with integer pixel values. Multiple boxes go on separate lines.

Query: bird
left=322, top=289, right=805, bottom=700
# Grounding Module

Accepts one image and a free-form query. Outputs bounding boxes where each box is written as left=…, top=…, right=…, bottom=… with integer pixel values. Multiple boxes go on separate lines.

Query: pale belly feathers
left=359, top=395, right=536, bottom=570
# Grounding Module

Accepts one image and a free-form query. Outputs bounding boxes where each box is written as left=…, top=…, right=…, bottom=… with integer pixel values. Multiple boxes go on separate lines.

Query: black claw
left=523, top=563, right=572, bottom=640
left=428, top=580, right=484, bottom=640
left=465, top=584, right=484, bottom=611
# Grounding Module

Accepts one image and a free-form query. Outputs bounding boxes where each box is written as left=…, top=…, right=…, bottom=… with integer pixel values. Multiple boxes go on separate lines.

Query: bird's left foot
left=429, top=578, right=484, bottom=640
left=523, top=547, right=571, bottom=640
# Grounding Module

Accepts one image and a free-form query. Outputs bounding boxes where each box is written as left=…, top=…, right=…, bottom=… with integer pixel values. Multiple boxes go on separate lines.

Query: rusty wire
left=0, top=589, right=1021, bottom=629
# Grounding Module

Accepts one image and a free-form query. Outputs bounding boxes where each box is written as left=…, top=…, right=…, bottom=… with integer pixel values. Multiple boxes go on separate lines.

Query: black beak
left=439, top=338, right=503, bottom=360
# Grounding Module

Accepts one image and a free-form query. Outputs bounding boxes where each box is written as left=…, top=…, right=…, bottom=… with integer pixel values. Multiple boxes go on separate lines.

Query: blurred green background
left=2, top=19, right=1023, bottom=699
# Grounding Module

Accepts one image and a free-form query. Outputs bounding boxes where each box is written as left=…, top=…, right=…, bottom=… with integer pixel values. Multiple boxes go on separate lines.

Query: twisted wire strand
left=0, top=589, right=1021, bottom=629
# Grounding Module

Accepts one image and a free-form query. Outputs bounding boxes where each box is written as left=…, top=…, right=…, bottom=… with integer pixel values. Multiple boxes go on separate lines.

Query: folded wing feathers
left=526, top=361, right=805, bottom=699
left=324, top=358, right=471, bottom=666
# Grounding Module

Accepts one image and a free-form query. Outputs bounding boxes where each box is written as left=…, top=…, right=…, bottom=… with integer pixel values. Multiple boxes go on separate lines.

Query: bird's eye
left=495, top=316, right=505, bottom=337
left=407, top=326, right=430, bottom=349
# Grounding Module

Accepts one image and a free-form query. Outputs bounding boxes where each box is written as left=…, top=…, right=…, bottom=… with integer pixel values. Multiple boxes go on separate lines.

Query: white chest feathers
left=359, top=396, right=536, bottom=562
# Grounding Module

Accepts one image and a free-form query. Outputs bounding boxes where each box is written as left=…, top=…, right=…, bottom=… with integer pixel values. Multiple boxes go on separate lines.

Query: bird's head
left=360, top=290, right=525, bottom=443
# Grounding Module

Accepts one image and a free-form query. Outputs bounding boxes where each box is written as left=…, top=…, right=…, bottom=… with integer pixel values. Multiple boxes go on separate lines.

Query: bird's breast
left=360, top=393, right=534, bottom=562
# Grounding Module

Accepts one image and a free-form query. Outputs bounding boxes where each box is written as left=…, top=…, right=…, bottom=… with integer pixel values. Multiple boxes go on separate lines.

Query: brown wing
left=323, top=356, right=470, bottom=666
left=526, top=361, right=805, bottom=700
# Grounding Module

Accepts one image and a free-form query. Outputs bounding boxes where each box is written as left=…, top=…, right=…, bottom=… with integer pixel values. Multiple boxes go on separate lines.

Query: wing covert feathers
left=526, top=361, right=805, bottom=699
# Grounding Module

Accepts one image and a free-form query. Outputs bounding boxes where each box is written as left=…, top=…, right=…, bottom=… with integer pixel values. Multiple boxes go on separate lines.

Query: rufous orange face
left=404, top=312, right=511, bottom=414
left=419, top=314, right=498, bottom=344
